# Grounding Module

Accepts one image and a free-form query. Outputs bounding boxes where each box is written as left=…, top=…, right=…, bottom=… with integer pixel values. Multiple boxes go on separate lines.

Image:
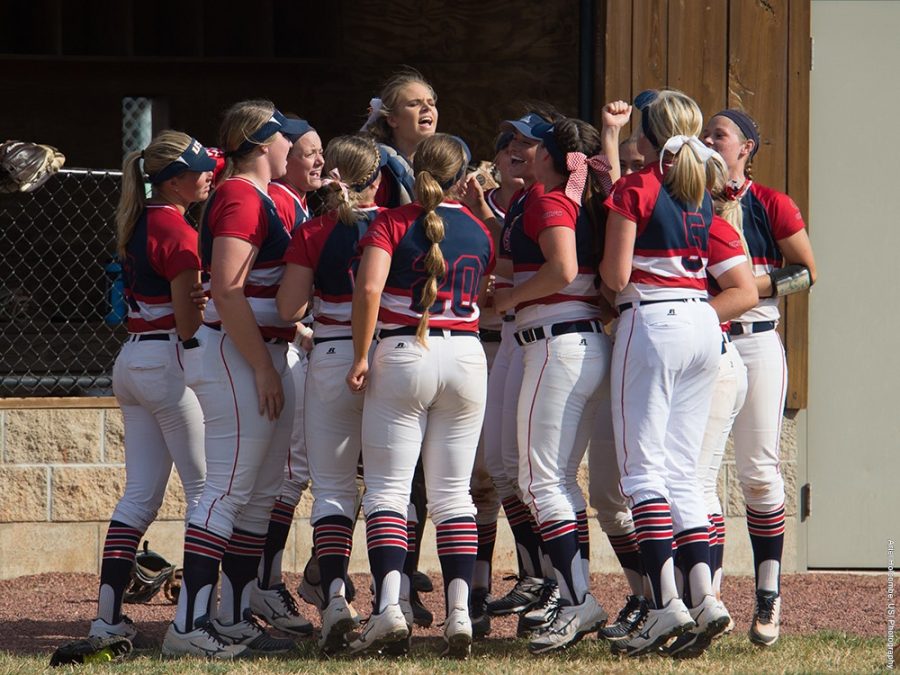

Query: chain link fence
left=0, top=169, right=128, bottom=397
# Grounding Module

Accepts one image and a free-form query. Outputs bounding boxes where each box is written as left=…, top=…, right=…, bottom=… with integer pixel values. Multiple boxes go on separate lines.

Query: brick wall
left=0, top=406, right=800, bottom=580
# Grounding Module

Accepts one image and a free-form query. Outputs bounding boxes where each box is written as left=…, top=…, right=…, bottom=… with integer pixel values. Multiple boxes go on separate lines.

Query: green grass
left=0, top=632, right=885, bottom=675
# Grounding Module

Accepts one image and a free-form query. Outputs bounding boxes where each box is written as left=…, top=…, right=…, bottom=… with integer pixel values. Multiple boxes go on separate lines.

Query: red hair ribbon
left=565, top=152, right=613, bottom=205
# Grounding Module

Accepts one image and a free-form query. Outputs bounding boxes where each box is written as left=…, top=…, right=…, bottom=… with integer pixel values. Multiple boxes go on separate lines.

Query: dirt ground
left=0, top=570, right=885, bottom=656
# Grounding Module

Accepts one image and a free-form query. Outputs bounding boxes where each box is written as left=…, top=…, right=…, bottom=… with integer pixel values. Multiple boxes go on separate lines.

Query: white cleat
left=89, top=615, right=157, bottom=650
left=347, top=604, right=409, bottom=656
left=442, top=606, right=473, bottom=659
left=620, top=597, right=695, bottom=657
left=161, top=617, right=248, bottom=660
left=250, top=583, right=313, bottom=636
left=528, top=593, right=608, bottom=654
left=663, top=595, right=731, bottom=658
left=749, top=591, right=781, bottom=647
left=318, top=595, right=356, bottom=654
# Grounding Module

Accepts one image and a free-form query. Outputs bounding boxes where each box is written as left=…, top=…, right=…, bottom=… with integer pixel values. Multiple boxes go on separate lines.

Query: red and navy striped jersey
left=605, top=164, right=715, bottom=304
left=283, top=206, right=384, bottom=338
left=122, top=204, right=200, bottom=334
left=360, top=202, right=495, bottom=332
left=510, top=185, right=602, bottom=329
left=707, top=215, right=751, bottom=332
left=269, top=179, right=311, bottom=233
left=499, top=183, right=542, bottom=291
left=200, top=177, right=296, bottom=340
left=738, top=182, right=806, bottom=322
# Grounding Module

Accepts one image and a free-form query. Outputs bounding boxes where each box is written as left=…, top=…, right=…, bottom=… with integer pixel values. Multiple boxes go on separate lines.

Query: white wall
left=807, top=1, right=900, bottom=567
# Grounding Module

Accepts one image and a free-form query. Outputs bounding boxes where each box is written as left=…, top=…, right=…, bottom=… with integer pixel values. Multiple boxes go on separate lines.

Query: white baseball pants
left=361, top=333, right=487, bottom=525
left=279, top=342, right=310, bottom=507
left=183, top=325, right=294, bottom=539
left=517, top=331, right=610, bottom=525
left=111, top=338, right=206, bottom=530
left=611, top=301, right=721, bottom=534
left=483, top=321, right=524, bottom=501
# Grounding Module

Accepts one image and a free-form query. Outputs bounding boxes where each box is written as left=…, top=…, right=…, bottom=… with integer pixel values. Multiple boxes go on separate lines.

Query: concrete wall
left=0, top=405, right=801, bottom=579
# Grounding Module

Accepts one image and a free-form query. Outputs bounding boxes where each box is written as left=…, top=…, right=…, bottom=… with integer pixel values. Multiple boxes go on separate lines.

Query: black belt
left=729, top=320, right=776, bottom=336
left=617, top=298, right=708, bottom=313
left=502, top=314, right=516, bottom=322
left=129, top=333, right=173, bottom=342
left=378, top=327, right=478, bottom=339
left=182, top=337, right=200, bottom=350
left=514, top=319, right=602, bottom=346
left=313, top=336, right=352, bottom=345
left=721, top=331, right=732, bottom=354
left=202, top=322, right=288, bottom=344
left=479, top=329, right=502, bottom=343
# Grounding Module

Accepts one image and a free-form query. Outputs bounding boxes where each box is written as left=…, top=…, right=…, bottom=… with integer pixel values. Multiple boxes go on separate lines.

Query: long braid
left=413, top=170, right=446, bottom=345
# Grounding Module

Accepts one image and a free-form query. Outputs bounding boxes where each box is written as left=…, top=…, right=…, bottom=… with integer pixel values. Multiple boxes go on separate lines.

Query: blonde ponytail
left=115, top=130, right=194, bottom=258
left=413, top=170, right=446, bottom=345
left=115, top=151, right=146, bottom=258
left=322, top=134, right=382, bottom=226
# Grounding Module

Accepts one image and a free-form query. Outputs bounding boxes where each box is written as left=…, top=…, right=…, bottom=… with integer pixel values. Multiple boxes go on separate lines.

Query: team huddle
left=89, top=68, right=817, bottom=661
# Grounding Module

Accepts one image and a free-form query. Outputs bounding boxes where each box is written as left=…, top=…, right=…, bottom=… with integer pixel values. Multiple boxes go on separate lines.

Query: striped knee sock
left=220, top=528, right=266, bottom=625
left=313, top=515, right=354, bottom=599
left=366, top=511, right=408, bottom=612
left=710, top=513, right=725, bottom=596
left=539, top=520, right=586, bottom=603
left=576, top=509, right=591, bottom=582
left=632, top=498, right=676, bottom=609
left=674, top=527, right=712, bottom=607
left=474, top=518, right=497, bottom=591
left=97, top=521, right=143, bottom=624
left=436, top=517, right=478, bottom=612
left=608, top=529, right=644, bottom=596
left=259, top=499, right=295, bottom=589
left=501, top=496, right=543, bottom=578
left=747, top=503, right=785, bottom=593
left=179, top=525, right=229, bottom=632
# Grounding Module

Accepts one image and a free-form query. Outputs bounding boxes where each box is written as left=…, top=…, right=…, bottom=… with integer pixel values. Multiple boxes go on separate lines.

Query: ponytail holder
left=564, top=152, right=613, bottom=205
left=321, top=167, right=350, bottom=203
left=658, top=135, right=722, bottom=174
left=360, top=97, right=383, bottom=132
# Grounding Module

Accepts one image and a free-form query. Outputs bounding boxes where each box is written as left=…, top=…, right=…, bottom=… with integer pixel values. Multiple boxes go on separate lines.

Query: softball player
left=345, top=134, right=493, bottom=659
left=490, top=114, right=627, bottom=654
left=90, top=132, right=213, bottom=649
left=703, top=108, right=817, bottom=647
left=363, top=68, right=437, bottom=207
left=462, top=112, right=558, bottom=631
left=362, top=68, right=441, bottom=624
left=601, top=89, right=758, bottom=657
left=276, top=133, right=386, bottom=653
left=163, top=100, right=304, bottom=658
left=250, top=117, right=322, bottom=636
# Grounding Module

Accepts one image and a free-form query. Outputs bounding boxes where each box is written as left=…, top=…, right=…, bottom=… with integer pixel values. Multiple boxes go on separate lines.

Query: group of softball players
left=91, top=67, right=815, bottom=661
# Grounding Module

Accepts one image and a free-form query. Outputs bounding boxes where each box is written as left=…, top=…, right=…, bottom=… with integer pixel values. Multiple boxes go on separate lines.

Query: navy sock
left=539, top=520, right=583, bottom=603
left=181, top=525, right=229, bottom=631
left=220, top=528, right=266, bottom=624
left=436, top=516, right=478, bottom=612
left=366, top=510, right=408, bottom=612
left=313, top=515, right=354, bottom=598
left=747, top=504, right=785, bottom=593
left=632, top=498, right=674, bottom=609
left=575, top=509, right=590, bottom=564
left=259, top=499, right=295, bottom=589
left=501, top=495, right=543, bottom=578
left=673, top=526, right=711, bottom=608
left=98, top=520, right=143, bottom=624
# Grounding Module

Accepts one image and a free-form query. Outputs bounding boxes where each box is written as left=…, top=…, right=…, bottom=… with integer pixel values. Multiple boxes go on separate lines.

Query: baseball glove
left=0, top=140, right=65, bottom=194
left=123, top=541, right=176, bottom=604
left=49, top=636, right=132, bottom=667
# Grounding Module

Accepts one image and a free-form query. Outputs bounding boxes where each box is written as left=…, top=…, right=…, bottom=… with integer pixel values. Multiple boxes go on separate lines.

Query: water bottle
left=104, top=259, right=127, bottom=326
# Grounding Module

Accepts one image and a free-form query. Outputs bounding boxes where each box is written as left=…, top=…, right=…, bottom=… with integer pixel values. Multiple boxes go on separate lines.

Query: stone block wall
left=0, top=405, right=801, bottom=580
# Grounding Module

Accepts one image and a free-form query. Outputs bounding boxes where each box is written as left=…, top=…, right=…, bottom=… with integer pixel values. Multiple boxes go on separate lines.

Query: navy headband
left=148, top=138, right=216, bottom=184
left=350, top=145, right=390, bottom=192
left=715, top=109, right=761, bottom=160
left=438, top=135, right=472, bottom=190
left=532, top=122, right=565, bottom=168
left=634, top=89, right=661, bottom=150
left=227, top=109, right=311, bottom=158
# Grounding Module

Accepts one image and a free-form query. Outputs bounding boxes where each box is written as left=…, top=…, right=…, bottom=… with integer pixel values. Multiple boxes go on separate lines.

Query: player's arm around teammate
left=345, top=134, right=493, bottom=659
left=164, top=101, right=306, bottom=660
left=277, top=134, right=387, bottom=654
left=702, top=109, right=816, bottom=646
left=90, top=132, right=214, bottom=647
left=491, top=117, right=614, bottom=654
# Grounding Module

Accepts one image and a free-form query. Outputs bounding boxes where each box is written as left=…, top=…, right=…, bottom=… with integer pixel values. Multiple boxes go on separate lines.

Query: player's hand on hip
left=601, top=100, right=633, bottom=130
left=254, top=365, right=285, bottom=420
left=346, top=359, right=369, bottom=394
left=493, top=287, right=515, bottom=314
